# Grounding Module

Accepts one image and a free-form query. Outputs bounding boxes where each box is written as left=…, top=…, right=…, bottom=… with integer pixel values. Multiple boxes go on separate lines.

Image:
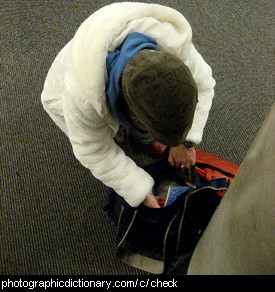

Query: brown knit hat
left=121, top=50, right=198, bottom=146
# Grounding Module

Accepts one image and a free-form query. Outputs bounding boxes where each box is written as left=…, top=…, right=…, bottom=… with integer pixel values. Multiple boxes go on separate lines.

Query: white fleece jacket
left=41, top=2, right=216, bottom=207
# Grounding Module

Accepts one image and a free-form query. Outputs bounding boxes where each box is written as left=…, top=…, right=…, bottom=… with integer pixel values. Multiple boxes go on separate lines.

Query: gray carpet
left=1, top=0, right=274, bottom=275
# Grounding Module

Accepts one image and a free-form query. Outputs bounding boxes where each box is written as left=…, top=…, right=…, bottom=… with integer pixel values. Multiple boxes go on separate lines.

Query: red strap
left=196, top=150, right=239, bottom=176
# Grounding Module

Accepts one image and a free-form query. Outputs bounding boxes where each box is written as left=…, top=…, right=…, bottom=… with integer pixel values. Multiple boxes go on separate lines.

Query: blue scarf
left=106, top=32, right=158, bottom=128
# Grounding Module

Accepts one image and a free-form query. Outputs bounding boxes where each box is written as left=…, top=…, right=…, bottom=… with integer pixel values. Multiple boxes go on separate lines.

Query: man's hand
left=168, top=145, right=196, bottom=170
left=143, top=191, right=161, bottom=208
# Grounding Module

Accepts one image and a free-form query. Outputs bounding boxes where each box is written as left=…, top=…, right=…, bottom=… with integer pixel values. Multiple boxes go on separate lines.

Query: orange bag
left=195, top=150, right=239, bottom=197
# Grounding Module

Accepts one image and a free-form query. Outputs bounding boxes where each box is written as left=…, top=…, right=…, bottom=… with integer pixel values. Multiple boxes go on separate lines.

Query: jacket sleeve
left=62, top=91, right=154, bottom=207
left=185, top=44, right=216, bottom=144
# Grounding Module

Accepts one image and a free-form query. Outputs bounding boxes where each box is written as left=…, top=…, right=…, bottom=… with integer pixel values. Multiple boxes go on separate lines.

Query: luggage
left=195, top=150, right=239, bottom=197
left=104, top=150, right=239, bottom=274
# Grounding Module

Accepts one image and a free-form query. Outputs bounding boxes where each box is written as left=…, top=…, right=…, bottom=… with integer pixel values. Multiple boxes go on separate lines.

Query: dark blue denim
left=104, top=160, right=227, bottom=274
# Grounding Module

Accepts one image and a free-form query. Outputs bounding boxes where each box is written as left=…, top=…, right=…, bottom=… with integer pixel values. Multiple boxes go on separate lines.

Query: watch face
left=184, top=141, right=194, bottom=148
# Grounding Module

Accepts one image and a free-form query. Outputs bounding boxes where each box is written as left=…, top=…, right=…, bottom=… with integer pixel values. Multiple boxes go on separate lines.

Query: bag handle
left=117, top=249, right=165, bottom=274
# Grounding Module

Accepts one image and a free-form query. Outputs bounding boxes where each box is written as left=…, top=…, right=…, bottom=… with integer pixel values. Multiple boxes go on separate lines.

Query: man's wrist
left=183, top=140, right=195, bottom=148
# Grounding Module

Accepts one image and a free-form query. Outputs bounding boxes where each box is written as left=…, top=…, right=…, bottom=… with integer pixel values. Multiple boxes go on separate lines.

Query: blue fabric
left=106, top=32, right=158, bottom=128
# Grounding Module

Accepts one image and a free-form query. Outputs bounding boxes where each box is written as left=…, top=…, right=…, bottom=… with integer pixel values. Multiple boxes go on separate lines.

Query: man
left=41, top=2, right=215, bottom=208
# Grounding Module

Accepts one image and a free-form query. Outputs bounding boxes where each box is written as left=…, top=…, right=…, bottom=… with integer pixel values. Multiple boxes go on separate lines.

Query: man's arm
left=62, top=94, right=154, bottom=208
left=185, top=44, right=216, bottom=144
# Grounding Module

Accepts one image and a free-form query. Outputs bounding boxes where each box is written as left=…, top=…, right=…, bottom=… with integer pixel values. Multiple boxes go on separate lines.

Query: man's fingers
left=174, top=161, right=182, bottom=168
left=168, top=156, right=175, bottom=167
left=143, top=193, right=161, bottom=208
left=185, top=162, right=191, bottom=169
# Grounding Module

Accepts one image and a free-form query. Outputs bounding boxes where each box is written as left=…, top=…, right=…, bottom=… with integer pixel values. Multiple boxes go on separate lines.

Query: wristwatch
left=183, top=140, right=195, bottom=148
